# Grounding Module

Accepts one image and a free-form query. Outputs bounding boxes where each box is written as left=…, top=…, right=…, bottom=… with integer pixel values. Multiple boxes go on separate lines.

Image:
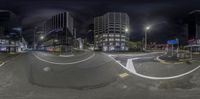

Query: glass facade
left=38, top=11, right=75, bottom=53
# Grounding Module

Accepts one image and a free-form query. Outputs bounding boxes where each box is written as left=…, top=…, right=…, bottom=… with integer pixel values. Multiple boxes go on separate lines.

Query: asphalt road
left=0, top=51, right=200, bottom=99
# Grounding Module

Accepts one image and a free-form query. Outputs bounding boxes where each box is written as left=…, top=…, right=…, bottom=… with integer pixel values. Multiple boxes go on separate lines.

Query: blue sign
left=167, top=39, right=178, bottom=45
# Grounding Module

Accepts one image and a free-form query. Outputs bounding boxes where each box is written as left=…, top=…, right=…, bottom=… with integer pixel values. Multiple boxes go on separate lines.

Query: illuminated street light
left=144, top=25, right=151, bottom=50
left=54, top=39, right=58, bottom=42
left=145, top=26, right=151, bottom=30
left=40, top=35, right=44, bottom=40
left=125, top=27, right=129, bottom=32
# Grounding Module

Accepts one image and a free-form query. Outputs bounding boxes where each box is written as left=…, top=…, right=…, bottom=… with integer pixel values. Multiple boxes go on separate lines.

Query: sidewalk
left=158, top=52, right=200, bottom=64
left=193, top=54, right=200, bottom=61
left=0, top=53, right=19, bottom=65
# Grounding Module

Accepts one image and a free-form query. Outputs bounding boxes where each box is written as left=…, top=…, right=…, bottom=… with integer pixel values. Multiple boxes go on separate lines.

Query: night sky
left=1, top=0, right=200, bottom=44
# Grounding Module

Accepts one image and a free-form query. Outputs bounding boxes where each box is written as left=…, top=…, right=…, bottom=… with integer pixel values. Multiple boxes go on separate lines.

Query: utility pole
left=144, top=30, right=147, bottom=50
left=144, top=26, right=150, bottom=50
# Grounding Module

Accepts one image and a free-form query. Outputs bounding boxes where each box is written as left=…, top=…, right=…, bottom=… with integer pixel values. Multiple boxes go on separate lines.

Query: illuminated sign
left=167, top=39, right=178, bottom=45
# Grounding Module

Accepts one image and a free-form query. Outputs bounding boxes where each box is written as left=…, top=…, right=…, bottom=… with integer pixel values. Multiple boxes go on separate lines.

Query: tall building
left=0, top=10, right=21, bottom=52
left=184, top=10, right=200, bottom=52
left=0, top=10, right=17, bottom=38
left=186, top=10, right=200, bottom=40
left=38, top=11, right=76, bottom=53
left=94, top=12, right=130, bottom=51
left=86, top=24, right=94, bottom=44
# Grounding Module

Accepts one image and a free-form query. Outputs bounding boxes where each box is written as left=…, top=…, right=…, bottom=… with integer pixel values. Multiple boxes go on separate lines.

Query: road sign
left=167, top=39, right=178, bottom=45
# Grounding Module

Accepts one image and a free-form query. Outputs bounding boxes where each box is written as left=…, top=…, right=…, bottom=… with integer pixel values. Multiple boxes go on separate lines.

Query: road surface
left=0, top=51, right=200, bottom=99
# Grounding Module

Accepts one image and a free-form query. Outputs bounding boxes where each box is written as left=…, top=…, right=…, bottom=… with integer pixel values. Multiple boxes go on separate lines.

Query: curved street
left=0, top=51, right=200, bottom=99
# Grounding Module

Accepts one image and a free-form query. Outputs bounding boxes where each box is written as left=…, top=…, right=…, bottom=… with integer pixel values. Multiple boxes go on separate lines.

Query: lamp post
left=34, top=27, right=38, bottom=50
left=40, top=35, right=44, bottom=40
left=125, top=27, right=129, bottom=51
left=144, top=26, right=151, bottom=50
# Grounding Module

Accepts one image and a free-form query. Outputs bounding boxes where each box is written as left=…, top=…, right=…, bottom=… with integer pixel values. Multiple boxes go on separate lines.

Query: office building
left=186, top=10, right=200, bottom=40
left=94, top=12, right=130, bottom=51
left=0, top=10, right=21, bottom=52
left=38, top=11, right=76, bottom=53
left=86, top=24, right=94, bottom=44
left=185, top=10, right=200, bottom=52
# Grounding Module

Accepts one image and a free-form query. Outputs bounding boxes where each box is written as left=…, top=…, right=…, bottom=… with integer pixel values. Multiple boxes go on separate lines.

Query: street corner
left=155, top=54, right=187, bottom=65
left=155, top=53, right=200, bottom=66
left=134, top=60, right=200, bottom=80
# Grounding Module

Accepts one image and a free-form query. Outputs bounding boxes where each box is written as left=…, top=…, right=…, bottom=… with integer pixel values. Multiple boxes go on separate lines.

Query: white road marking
left=105, top=53, right=200, bottom=80
left=59, top=54, right=74, bottom=57
left=0, top=60, right=9, bottom=67
left=33, top=52, right=95, bottom=65
left=119, top=73, right=129, bottom=78
left=108, top=52, right=163, bottom=57
left=156, top=56, right=170, bottom=64
left=126, top=58, right=138, bottom=73
left=0, top=62, right=5, bottom=67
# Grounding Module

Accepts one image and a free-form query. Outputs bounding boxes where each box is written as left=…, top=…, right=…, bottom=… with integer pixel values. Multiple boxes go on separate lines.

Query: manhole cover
left=43, top=67, right=51, bottom=72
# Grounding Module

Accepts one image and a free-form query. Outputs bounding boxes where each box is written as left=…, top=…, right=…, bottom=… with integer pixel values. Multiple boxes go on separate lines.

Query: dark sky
left=1, top=0, right=200, bottom=44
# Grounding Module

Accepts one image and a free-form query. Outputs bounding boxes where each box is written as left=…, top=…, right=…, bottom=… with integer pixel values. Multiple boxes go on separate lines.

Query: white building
left=94, top=12, right=130, bottom=51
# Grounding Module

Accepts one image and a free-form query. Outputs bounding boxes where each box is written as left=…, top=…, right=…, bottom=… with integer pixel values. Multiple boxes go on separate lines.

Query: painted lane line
left=109, top=52, right=164, bottom=57
left=105, top=53, right=200, bottom=80
left=119, top=73, right=129, bottom=78
left=0, top=62, right=5, bottom=67
left=156, top=56, right=170, bottom=64
left=126, top=58, right=138, bottom=73
left=59, top=54, right=74, bottom=57
left=33, top=52, right=95, bottom=65
left=0, top=60, right=9, bottom=67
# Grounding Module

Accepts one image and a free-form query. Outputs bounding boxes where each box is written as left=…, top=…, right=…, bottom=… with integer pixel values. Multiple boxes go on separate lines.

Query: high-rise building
left=186, top=10, right=200, bottom=40
left=0, top=10, right=21, bottom=52
left=86, top=24, right=94, bottom=44
left=38, top=11, right=76, bottom=53
left=0, top=10, right=17, bottom=38
left=94, top=12, right=130, bottom=51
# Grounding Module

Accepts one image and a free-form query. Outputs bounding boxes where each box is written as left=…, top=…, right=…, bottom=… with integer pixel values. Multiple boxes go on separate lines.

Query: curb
left=156, top=56, right=184, bottom=64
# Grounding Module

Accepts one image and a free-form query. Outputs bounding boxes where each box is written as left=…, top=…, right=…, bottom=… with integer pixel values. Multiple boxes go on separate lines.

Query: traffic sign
left=167, top=39, right=178, bottom=45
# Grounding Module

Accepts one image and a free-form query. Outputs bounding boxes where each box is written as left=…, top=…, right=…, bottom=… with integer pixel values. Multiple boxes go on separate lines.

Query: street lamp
left=54, top=39, right=58, bottom=42
left=40, top=35, right=44, bottom=40
left=144, top=26, right=151, bottom=50
left=146, top=26, right=151, bottom=31
left=125, top=27, right=129, bottom=33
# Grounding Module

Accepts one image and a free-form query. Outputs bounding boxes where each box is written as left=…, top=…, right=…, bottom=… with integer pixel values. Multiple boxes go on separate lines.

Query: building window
left=109, top=38, right=114, bottom=41
left=103, top=46, right=108, bottom=51
left=115, top=39, right=120, bottom=41
left=116, top=42, right=120, bottom=46
left=121, top=43, right=125, bottom=46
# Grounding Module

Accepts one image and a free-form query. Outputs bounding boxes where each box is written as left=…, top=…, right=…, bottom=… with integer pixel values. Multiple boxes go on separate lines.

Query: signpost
left=187, top=39, right=200, bottom=60
left=167, top=39, right=179, bottom=56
